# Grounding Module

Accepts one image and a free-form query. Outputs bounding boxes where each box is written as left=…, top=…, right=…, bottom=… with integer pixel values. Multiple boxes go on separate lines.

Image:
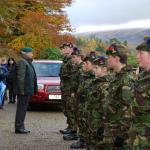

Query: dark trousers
left=9, top=90, right=16, bottom=102
left=8, top=82, right=16, bottom=102
left=1, top=90, right=6, bottom=107
left=15, top=95, right=30, bottom=130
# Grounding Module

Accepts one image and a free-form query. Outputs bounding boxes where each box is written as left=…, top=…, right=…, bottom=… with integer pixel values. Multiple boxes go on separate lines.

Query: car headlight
left=37, top=83, right=44, bottom=90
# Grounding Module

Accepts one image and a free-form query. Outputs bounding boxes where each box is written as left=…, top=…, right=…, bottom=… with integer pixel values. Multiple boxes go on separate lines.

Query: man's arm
left=16, top=60, right=26, bottom=95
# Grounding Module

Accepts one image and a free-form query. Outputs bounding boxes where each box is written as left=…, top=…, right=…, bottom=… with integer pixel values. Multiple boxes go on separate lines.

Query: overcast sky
left=65, top=0, right=150, bottom=33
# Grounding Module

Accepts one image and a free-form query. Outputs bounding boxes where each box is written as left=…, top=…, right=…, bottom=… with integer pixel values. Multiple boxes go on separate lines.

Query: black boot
left=60, top=128, right=73, bottom=134
left=15, top=128, right=30, bottom=134
left=70, top=138, right=87, bottom=149
left=114, top=136, right=124, bottom=148
left=63, top=133, right=79, bottom=141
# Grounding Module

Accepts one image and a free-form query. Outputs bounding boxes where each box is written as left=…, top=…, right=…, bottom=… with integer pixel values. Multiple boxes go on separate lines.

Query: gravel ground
left=0, top=102, right=80, bottom=150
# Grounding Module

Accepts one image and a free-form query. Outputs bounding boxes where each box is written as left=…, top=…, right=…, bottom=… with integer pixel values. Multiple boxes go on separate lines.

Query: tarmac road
left=0, top=102, right=80, bottom=150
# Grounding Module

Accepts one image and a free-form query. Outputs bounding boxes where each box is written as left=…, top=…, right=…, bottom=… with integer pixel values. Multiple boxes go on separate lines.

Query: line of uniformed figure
left=59, top=37, right=150, bottom=150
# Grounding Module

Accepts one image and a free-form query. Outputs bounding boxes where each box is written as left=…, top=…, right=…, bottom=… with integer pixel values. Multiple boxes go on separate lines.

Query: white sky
left=65, top=0, right=150, bottom=33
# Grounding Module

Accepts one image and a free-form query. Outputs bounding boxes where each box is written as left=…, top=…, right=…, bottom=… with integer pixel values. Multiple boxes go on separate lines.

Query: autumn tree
left=0, top=0, right=75, bottom=58
left=76, top=36, right=106, bottom=54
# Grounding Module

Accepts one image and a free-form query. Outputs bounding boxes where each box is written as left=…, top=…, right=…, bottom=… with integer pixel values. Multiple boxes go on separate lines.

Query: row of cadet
left=59, top=37, right=150, bottom=150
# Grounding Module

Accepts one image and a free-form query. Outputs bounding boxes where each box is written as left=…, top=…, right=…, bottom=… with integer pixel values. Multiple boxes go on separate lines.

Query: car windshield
left=33, top=62, right=61, bottom=77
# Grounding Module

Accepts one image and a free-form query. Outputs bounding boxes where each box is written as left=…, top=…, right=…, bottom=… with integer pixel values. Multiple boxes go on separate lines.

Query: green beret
left=21, top=47, right=33, bottom=53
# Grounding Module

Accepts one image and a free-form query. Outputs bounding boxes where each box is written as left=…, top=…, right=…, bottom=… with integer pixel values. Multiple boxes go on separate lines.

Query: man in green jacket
left=15, top=47, right=37, bottom=134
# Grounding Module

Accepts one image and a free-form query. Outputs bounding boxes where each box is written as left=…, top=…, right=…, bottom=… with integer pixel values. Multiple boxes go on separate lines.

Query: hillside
left=75, top=28, right=150, bottom=46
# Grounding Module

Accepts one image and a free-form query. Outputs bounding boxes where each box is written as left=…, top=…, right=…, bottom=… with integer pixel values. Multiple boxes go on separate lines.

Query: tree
left=76, top=36, right=106, bottom=54
left=0, top=0, right=75, bottom=58
left=39, top=48, right=62, bottom=60
left=95, top=44, right=105, bottom=54
left=109, top=38, right=121, bottom=44
left=123, top=40, right=128, bottom=46
left=128, top=53, right=137, bottom=67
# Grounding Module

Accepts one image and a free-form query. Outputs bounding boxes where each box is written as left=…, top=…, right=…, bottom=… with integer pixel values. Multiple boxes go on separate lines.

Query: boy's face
left=93, top=65, right=102, bottom=77
left=107, top=55, right=118, bottom=69
left=83, top=61, right=93, bottom=71
left=137, top=51, right=150, bottom=69
left=60, top=48, right=66, bottom=56
left=72, top=55, right=81, bottom=64
left=60, top=47, right=73, bottom=56
left=65, top=47, right=73, bottom=56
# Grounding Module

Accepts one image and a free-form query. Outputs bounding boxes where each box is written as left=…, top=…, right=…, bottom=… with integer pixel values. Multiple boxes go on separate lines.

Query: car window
left=33, top=62, right=61, bottom=77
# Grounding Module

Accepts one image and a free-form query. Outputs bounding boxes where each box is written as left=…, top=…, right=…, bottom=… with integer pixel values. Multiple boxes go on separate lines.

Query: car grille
left=47, top=86, right=61, bottom=93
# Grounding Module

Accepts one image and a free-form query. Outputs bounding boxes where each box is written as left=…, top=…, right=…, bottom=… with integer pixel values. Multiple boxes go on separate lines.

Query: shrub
left=39, top=48, right=62, bottom=60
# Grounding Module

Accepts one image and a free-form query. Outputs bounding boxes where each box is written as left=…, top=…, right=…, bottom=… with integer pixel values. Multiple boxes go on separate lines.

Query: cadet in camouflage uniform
left=70, top=52, right=96, bottom=149
left=63, top=47, right=84, bottom=141
left=131, top=38, right=150, bottom=149
left=59, top=42, right=76, bottom=136
left=104, top=44, right=133, bottom=150
left=85, top=56, right=111, bottom=150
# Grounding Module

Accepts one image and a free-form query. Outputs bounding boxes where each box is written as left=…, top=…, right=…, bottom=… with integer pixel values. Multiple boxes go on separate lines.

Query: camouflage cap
left=106, top=44, right=126, bottom=56
left=59, top=42, right=73, bottom=49
left=136, top=38, right=150, bottom=52
left=93, top=56, right=107, bottom=66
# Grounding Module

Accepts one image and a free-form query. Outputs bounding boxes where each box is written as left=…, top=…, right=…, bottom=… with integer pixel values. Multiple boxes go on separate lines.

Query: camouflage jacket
left=60, top=56, right=77, bottom=92
left=76, top=71, right=95, bottom=122
left=106, top=65, right=133, bottom=124
left=76, top=71, right=95, bottom=104
left=132, top=70, right=150, bottom=122
left=86, top=75, right=111, bottom=129
left=132, top=70, right=150, bottom=149
left=70, top=62, right=84, bottom=93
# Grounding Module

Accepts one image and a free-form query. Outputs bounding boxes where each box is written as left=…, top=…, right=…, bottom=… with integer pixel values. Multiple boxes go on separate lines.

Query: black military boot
left=63, top=133, right=79, bottom=141
left=114, top=136, right=125, bottom=148
left=60, top=127, right=72, bottom=134
left=70, top=138, right=87, bottom=149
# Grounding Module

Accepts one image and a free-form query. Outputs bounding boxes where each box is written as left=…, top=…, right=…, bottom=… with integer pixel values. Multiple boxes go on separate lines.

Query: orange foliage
left=1, top=0, right=75, bottom=58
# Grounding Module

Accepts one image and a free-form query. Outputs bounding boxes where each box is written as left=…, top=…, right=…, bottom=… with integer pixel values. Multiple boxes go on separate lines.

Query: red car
left=29, top=60, right=62, bottom=106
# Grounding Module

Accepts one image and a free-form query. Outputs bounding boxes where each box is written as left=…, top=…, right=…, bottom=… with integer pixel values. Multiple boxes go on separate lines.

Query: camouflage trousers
left=61, top=92, right=68, bottom=117
left=77, top=104, right=90, bottom=140
left=86, top=134, right=104, bottom=150
left=131, top=119, right=150, bottom=150
left=61, top=88, right=78, bottom=131
left=86, top=117, right=104, bottom=150
left=65, top=94, right=78, bottom=132
left=101, top=122, right=131, bottom=150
